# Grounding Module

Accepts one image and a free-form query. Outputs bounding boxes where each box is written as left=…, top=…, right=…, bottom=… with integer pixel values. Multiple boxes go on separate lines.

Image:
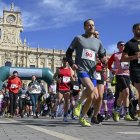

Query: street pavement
left=0, top=116, right=140, bottom=140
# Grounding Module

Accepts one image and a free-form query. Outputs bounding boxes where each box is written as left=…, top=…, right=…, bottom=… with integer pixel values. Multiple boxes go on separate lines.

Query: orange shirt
left=7, top=76, right=22, bottom=94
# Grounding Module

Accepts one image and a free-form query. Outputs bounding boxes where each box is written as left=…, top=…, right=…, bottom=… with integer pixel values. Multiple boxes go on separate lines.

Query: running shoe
left=104, top=114, right=111, bottom=120
left=8, top=115, right=13, bottom=118
left=73, top=103, right=82, bottom=117
left=124, top=114, right=133, bottom=121
left=91, top=117, right=102, bottom=125
left=79, top=117, right=91, bottom=127
left=97, top=114, right=104, bottom=122
left=112, top=111, right=120, bottom=122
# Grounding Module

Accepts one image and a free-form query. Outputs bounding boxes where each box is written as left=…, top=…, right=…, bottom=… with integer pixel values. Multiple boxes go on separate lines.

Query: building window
left=5, top=61, right=12, bottom=67
left=30, top=65, right=35, bottom=68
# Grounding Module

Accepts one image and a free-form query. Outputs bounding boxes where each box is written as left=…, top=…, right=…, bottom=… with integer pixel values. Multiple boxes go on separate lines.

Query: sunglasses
left=119, top=44, right=125, bottom=46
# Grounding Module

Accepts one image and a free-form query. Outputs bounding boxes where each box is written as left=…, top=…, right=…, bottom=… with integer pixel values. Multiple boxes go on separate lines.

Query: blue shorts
left=78, top=72, right=97, bottom=87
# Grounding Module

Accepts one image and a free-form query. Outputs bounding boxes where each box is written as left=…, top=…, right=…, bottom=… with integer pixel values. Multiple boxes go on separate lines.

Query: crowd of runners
left=0, top=19, right=140, bottom=127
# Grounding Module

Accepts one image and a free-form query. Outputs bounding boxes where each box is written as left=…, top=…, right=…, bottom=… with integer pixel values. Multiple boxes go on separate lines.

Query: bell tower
left=0, top=3, right=23, bottom=47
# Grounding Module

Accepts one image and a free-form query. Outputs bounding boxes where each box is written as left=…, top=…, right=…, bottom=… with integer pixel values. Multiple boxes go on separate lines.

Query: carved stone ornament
left=5, top=51, right=11, bottom=58
left=29, top=55, right=36, bottom=63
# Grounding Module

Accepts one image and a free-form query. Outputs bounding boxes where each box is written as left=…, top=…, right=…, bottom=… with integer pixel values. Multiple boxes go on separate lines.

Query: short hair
left=84, top=19, right=94, bottom=27
left=62, top=57, right=68, bottom=61
left=132, top=23, right=140, bottom=30
left=13, top=71, right=18, bottom=74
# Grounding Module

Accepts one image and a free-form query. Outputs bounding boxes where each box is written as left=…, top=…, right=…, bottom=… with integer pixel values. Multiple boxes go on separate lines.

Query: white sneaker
left=30, top=112, right=33, bottom=116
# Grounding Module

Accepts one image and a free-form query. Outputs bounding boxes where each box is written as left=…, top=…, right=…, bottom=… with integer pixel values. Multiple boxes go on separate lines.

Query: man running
left=66, top=19, right=106, bottom=126
left=108, top=41, right=133, bottom=121
left=121, top=23, right=140, bottom=125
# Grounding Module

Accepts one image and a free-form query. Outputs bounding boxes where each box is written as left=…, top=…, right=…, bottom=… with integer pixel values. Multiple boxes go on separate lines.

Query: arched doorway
left=5, top=61, right=12, bottom=67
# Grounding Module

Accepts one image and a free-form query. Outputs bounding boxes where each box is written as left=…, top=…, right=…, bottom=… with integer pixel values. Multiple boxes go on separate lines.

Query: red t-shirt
left=7, top=76, right=22, bottom=94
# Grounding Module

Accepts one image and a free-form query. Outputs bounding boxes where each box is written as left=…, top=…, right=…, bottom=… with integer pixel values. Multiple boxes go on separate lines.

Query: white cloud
left=1, top=0, right=140, bottom=31
left=22, top=11, right=40, bottom=28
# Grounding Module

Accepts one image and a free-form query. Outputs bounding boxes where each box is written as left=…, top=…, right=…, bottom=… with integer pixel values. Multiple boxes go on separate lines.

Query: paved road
left=0, top=116, right=140, bottom=140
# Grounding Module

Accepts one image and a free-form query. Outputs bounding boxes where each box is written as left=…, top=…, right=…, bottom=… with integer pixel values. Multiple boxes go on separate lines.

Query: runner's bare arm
left=121, top=52, right=138, bottom=62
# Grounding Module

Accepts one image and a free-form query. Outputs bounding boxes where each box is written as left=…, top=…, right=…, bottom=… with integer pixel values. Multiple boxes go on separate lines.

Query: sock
left=104, top=111, right=108, bottom=116
left=115, top=106, right=121, bottom=112
left=124, top=107, right=129, bottom=115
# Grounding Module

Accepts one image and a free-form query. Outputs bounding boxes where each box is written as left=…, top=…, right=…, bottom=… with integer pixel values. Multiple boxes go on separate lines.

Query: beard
left=135, top=32, right=140, bottom=38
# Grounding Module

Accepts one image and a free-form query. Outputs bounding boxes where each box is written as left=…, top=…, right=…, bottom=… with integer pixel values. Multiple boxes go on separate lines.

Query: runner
left=108, top=41, right=133, bottom=122
left=121, top=23, right=140, bottom=125
left=66, top=19, right=106, bottom=126
left=6, top=71, right=22, bottom=118
left=28, top=75, right=42, bottom=118
left=53, top=57, right=74, bottom=122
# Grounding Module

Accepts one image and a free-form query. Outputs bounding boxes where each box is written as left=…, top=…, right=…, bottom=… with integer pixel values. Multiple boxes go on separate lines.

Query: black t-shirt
left=123, top=38, right=140, bottom=70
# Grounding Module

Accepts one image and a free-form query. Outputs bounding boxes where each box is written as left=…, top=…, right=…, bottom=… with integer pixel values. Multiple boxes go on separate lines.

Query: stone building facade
left=0, top=3, right=65, bottom=73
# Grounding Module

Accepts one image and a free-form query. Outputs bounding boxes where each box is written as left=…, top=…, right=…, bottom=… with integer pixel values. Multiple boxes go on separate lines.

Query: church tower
left=0, top=3, right=23, bottom=47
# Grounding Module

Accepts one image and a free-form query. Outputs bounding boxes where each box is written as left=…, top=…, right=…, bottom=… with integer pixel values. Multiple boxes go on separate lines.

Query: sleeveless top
left=57, top=67, right=71, bottom=92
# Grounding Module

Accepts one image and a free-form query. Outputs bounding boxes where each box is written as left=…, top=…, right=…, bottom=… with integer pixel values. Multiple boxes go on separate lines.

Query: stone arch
left=5, top=61, right=12, bottom=67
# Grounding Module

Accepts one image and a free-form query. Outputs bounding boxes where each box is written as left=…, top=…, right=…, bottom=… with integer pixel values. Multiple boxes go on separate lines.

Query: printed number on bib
left=93, top=71, right=101, bottom=80
left=63, top=76, right=70, bottom=83
left=73, top=85, right=79, bottom=90
left=120, top=62, right=129, bottom=69
left=81, top=49, right=96, bottom=61
left=11, top=84, right=17, bottom=88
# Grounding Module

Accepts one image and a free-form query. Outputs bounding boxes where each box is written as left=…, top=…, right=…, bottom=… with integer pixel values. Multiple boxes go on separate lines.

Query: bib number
left=93, top=71, right=101, bottom=80
left=63, top=76, right=70, bottom=83
left=81, top=49, right=96, bottom=61
left=73, top=85, right=79, bottom=90
left=120, top=62, right=129, bottom=69
left=11, top=84, right=17, bottom=89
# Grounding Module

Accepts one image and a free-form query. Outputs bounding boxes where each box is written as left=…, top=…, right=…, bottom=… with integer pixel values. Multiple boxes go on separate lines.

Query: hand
left=111, top=69, right=118, bottom=75
left=72, top=64, right=78, bottom=71
left=57, top=78, right=62, bottom=83
left=135, top=52, right=140, bottom=58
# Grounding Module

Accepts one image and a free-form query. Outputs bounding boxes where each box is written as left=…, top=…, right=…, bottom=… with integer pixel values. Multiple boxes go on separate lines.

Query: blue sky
left=0, top=0, right=140, bottom=53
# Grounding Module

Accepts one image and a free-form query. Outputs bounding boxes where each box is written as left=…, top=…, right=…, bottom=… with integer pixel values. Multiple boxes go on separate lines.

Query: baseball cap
left=117, top=41, right=125, bottom=46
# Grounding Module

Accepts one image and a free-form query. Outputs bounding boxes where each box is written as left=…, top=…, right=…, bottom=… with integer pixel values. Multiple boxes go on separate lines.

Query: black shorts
left=97, top=73, right=104, bottom=85
left=130, top=69, right=140, bottom=85
left=116, top=75, right=130, bottom=92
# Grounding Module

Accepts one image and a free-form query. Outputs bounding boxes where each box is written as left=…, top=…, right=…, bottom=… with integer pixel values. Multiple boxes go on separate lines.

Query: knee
left=98, top=95, right=103, bottom=101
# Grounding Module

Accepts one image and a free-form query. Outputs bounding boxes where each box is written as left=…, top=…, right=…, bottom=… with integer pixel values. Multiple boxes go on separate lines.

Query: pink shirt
left=108, top=52, right=129, bottom=76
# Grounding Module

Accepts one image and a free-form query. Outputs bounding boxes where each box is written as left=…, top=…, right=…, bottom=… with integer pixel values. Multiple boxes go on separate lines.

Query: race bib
left=73, top=85, right=79, bottom=90
left=93, top=71, right=101, bottom=80
left=11, top=84, right=17, bottom=89
left=20, top=94, right=26, bottom=98
left=120, top=62, right=129, bottom=69
left=138, top=58, right=140, bottom=64
left=81, top=49, right=96, bottom=61
left=63, top=76, right=70, bottom=83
